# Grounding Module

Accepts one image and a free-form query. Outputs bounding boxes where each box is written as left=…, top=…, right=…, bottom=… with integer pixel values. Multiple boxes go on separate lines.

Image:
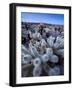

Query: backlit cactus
left=21, top=22, right=64, bottom=77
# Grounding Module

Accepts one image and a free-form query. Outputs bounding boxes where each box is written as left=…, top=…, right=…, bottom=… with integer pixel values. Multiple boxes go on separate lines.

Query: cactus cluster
left=21, top=23, right=64, bottom=77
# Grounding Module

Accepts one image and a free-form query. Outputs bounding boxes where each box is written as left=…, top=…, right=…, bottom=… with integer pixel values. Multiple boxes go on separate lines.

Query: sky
left=21, top=12, right=64, bottom=25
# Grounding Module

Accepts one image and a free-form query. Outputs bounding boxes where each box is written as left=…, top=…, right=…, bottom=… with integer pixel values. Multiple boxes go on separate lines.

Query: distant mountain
left=21, top=22, right=64, bottom=27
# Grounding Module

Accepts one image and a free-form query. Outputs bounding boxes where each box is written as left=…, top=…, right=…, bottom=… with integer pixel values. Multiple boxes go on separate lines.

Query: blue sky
left=21, top=12, right=64, bottom=25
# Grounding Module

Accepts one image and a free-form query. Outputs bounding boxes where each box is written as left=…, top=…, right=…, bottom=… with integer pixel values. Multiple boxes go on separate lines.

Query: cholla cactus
left=22, top=44, right=61, bottom=76
left=40, top=39, right=47, bottom=47
left=46, top=48, right=53, bottom=56
left=50, top=55, right=59, bottom=63
left=48, top=66, right=60, bottom=76
left=55, top=49, right=64, bottom=58
left=32, top=58, right=41, bottom=67
left=47, top=36, right=55, bottom=48
left=33, top=66, right=42, bottom=76
left=21, top=23, right=64, bottom=77
left=41, top=54, right=50, bottom=63
left=21, top=53, right=32, bottom=64
left=54, top=36, right=64, bottom=49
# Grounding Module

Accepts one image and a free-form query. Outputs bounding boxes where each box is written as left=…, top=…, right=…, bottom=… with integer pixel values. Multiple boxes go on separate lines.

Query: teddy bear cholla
left=21, top=34, right=64, bottom=77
